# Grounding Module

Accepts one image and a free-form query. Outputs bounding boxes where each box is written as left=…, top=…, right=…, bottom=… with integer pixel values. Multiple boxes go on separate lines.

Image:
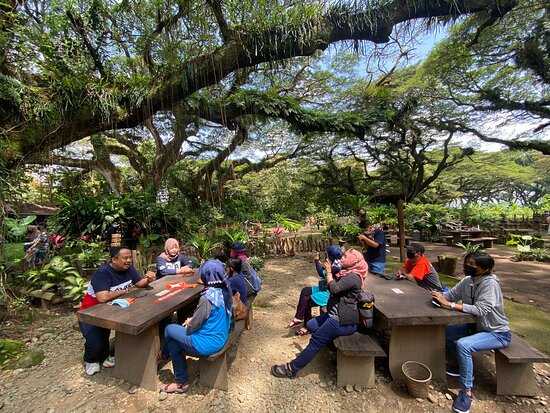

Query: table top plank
left=78, top=274, right=204, bottom=335
left=364, top=274, right=475, bottom=327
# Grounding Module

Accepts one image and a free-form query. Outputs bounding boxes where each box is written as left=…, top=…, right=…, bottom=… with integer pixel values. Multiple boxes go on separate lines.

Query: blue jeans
left=446, top=324, right=511, bottom=389
left=163, top=324, right=201, bottom=384
left=368, top=261, right=386, bottom=275
left=79, top=322, right=111, bottom=363
left=290, top=313, right=356, bottom=371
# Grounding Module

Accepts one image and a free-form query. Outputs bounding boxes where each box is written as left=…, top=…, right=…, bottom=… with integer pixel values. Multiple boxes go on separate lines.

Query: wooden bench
left=495, top=334, right=550, bottom=396
left=198, top=295, right=256, bottom=391
left=463, top=237, right=497, bottom=248
left=334, top=333, right=386, bottom=388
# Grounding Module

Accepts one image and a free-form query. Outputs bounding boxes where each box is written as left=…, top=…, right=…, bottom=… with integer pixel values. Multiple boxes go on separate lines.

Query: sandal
left=271, top=363, right=297, bottom=379
left=160, top=382, right=189, bottom=394
left=287, top=318, right=303, bottom=329
left=295, top=327, right=310, bottom=336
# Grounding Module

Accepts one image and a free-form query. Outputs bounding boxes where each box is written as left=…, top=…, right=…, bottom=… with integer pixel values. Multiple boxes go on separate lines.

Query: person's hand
left=145, top=271, right=156, bottom=283
left=323, top=259, right=331, bottom=273
left=182, top=318, right=191, bottom=327
left=432, top=291, right=451, bottom=308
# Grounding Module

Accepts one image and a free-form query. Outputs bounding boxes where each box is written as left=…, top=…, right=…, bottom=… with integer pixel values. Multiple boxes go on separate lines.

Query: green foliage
left=23, top=256, right=80, bottom=294
left=63, top=274, right=88, bottom=302
left=405, top=204, right=455, bottom=237
left=64, top=240, right=108, bottom=268
left=249, top=256, right=265, bottom=271
left=0, top=339, right=25, bottom=367
left=218, top=228, right=249, bottom=245
left=272, top=214, right=302, bottom=232
left=506, top=234, right=543, bottom=252
left=513, top=248, right=550, bottom=263
left=4, top=215, right=36, bottom=242
left=455, top=242, right=483, bottom=254
left=189, top=234, right=220, bottom=261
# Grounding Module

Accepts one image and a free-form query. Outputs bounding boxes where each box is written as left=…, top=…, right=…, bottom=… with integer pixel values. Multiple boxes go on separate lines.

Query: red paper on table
left=156, top=283, right=198, bottom=302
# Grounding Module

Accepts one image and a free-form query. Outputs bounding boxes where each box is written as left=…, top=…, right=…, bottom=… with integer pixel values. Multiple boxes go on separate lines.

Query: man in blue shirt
left=79, top=246, right=155, bottom=376
left=358, top=223, right=387, bottom=276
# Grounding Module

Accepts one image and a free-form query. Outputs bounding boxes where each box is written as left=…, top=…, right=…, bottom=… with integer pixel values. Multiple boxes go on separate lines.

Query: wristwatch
left=450, top=302, right=456, bottom=311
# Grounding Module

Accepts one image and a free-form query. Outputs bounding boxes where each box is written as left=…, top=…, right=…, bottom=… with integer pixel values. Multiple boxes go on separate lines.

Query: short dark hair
left=109, top=246, right=131, bottom=258
left=228, top=258, right=242, bottom=273
left=408, top=242, right=425, bottom=255
left=467, top=252, right=495, bottom=272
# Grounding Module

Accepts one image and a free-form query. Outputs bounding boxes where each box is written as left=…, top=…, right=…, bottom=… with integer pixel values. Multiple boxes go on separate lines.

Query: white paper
left=155, top=289, right=169, bottom=297
left=391, top=288, right=404, bottom=295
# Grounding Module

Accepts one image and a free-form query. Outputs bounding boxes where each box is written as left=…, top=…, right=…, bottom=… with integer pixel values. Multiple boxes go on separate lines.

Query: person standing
left=358, top=223, right=387, bottom=276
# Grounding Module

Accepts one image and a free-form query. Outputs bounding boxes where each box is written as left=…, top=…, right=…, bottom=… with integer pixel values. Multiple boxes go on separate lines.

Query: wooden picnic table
left=365, top=273, right=475, bottom=382
left=78, top=274, right=203, bottom=390
left=447, top=229, right=485, bottom=245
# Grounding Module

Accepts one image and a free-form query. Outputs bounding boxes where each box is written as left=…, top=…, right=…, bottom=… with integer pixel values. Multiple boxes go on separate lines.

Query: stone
left=319, top=382, right=327, bottom=388
left=14, top=350, right=45, bottom=369
left=128, top=386, right=138, bottom=395
left=540, top=400, right=548, bottom=406
left=416, top=398, right=424, bottom=403
left=158, top=392, right=168, bottom=401
left=345, top=385, right=353, bottom=393
left=445, top=393, right=453, bottom=400
left=0, top=401, right=4, bottom=410
left=427, top=394, right=438, bottom=404
left=354, top=385, right=363, bottom=392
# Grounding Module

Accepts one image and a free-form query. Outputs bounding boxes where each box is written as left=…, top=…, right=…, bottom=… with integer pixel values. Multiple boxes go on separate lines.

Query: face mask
left=464, top=265, right=477, bottom=277
left=406, top=251, right=416, bottom=259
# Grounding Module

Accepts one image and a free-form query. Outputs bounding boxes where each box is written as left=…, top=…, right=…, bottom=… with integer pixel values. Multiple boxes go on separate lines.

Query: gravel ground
left=0, top=254, right=549, bottom=413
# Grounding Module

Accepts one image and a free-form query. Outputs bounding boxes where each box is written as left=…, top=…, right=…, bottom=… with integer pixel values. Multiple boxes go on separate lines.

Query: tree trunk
left=397, top=198, right=405, bottom=262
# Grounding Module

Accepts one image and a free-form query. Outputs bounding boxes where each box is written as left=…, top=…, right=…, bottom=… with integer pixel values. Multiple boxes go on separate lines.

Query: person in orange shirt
left=395, top=243, right=443, bottom=291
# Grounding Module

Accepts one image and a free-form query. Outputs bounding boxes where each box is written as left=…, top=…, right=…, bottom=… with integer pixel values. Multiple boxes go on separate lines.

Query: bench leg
left=495, top=352, right=537, bottom=396
left=199, top=354, right=228, bottom=391
left=337, top=351, right=375, bottom=388
left=389, top=325, right=446, bottom=382
left=113, top=326, right=159, bottom=391
left=245, top=304, right=253, bottom=330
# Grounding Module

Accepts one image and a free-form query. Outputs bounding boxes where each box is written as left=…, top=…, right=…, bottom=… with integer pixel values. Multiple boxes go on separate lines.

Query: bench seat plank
left=334, top=333, right=386, bottom=357
left=497, top=335, right=550, bottom=364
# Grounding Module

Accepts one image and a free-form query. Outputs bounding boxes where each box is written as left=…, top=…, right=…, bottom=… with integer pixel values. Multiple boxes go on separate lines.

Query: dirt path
left=0, top=254, right=549, bottom=412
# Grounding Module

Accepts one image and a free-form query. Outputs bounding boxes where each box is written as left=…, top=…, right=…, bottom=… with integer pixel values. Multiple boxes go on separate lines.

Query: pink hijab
left=338, top=249, right=369, bottom=279
left=160, top=238, right=180, bottom=260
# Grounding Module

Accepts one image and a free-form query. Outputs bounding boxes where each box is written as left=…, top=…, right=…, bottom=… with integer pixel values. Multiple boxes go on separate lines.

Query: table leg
left=388, top=324, right=446, bottom=382
left=113, top=326, right=160, bottom=391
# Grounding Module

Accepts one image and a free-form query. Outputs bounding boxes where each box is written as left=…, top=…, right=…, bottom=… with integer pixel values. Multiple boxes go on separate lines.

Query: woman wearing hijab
left=161, top=259, right=232, bottom=393
left=271, top=247, right=368, bottom=379
left=287, top=245, right=343, bottom=336
left=156, top=238, right=195, bottom=279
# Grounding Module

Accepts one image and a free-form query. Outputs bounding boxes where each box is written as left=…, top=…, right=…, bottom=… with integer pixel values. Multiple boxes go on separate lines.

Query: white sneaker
left=102, top=356, right=115, bottom=368
left=85, top=362, right=101, bottom=376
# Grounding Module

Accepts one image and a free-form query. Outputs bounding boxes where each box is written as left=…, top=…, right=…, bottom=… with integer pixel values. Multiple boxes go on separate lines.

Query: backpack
left=356, top=290, right=375, bottom=329
left=242, top=261, right=262, bottom=295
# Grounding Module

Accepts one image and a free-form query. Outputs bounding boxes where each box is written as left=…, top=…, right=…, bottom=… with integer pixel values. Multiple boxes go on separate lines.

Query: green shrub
left=249, top=256, right=265, bottom=271
left=513, top=248, right=550, bottom=263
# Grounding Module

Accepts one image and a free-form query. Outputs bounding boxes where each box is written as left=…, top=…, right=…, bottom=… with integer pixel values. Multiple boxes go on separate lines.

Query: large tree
left=1, top=0, right=517, bottom=165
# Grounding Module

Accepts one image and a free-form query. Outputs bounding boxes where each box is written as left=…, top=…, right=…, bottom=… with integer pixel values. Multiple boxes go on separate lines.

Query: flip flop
left=287, top=319, right=302, bottom=329
left=295, top=327, right=310, bottom=336
left=160, top=383, right=189, bottom=394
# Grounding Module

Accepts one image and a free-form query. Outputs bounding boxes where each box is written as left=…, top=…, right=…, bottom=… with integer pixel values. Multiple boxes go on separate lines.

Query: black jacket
left=327, top=272, right=363, bottom=325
